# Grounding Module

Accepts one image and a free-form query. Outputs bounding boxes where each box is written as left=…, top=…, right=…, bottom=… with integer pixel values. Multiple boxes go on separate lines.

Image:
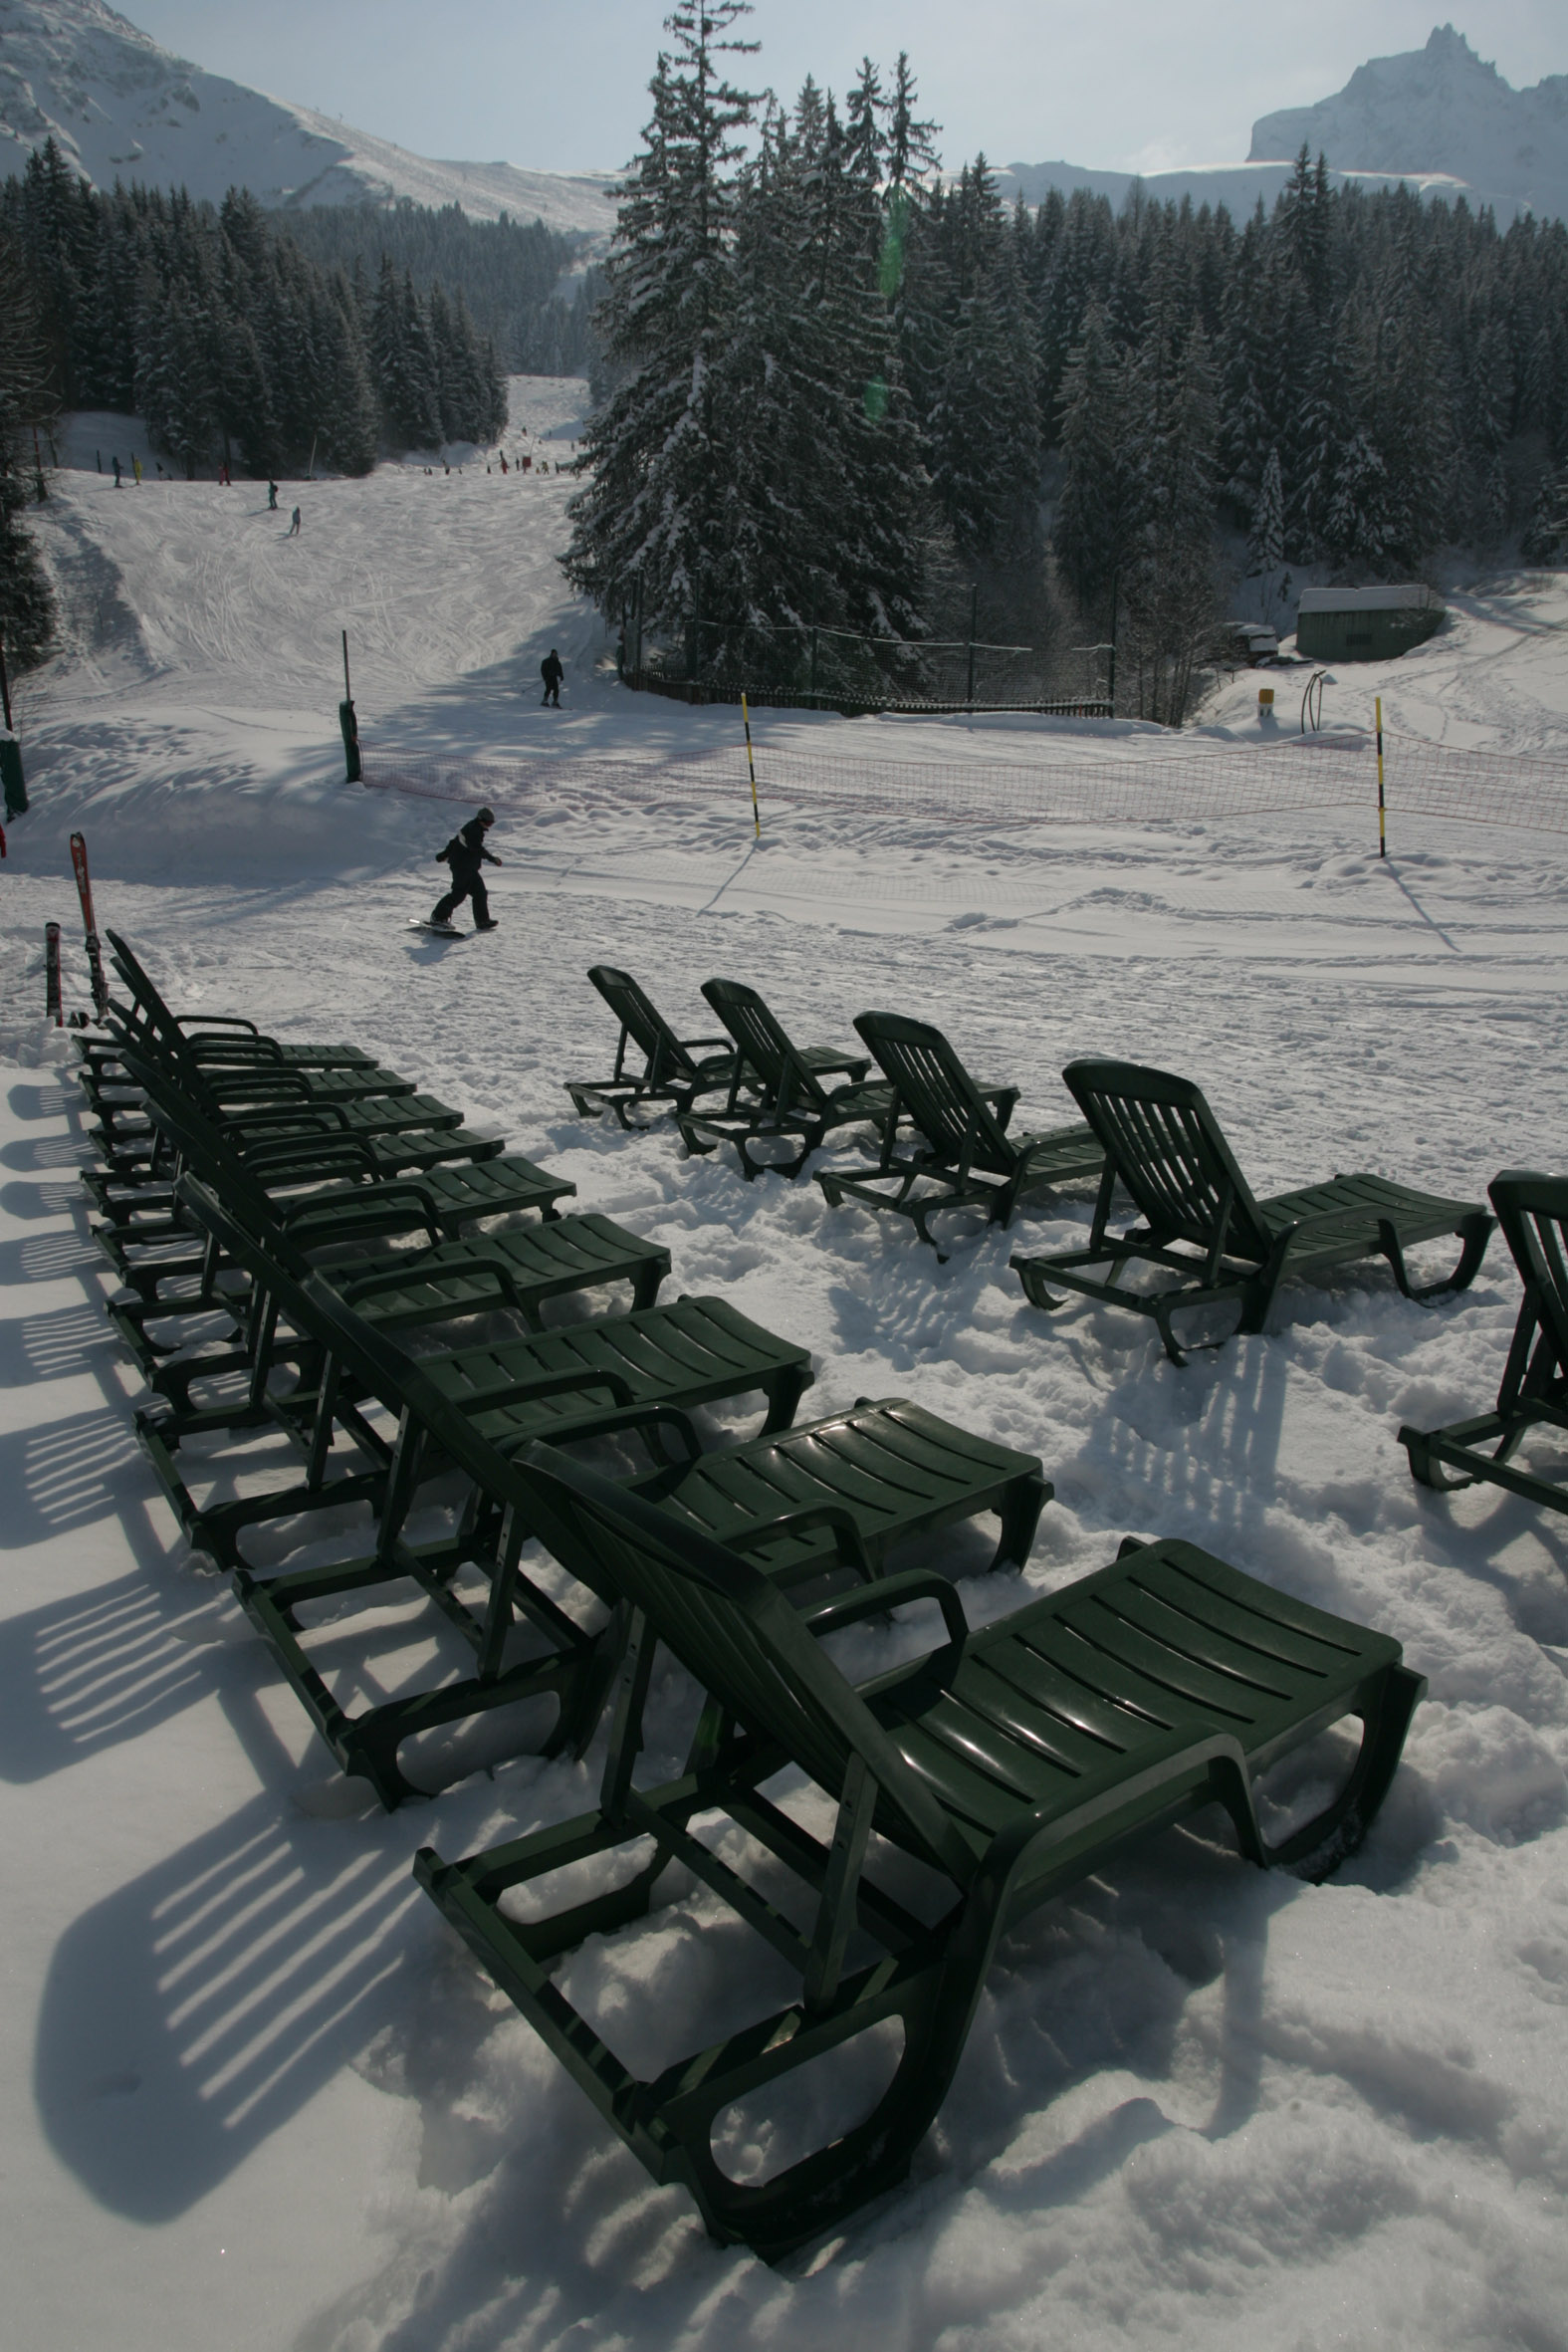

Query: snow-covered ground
left=5, top=381, right=1568, bottom=2352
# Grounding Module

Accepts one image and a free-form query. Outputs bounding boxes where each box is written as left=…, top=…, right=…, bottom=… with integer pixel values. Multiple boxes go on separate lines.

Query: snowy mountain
left=994, top=155, right=1469, bottom=218
left=1001, top=24, right=1567, bottom=224
left=1251, top=25, right=1568, bottom=225
left=0, top=0, right=618, bottom=234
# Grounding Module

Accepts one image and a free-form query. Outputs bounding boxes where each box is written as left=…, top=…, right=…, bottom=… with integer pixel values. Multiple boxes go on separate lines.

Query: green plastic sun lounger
left=101, top=928, right=376, bottom=1070
left=565, top=965, right=746, bottom=1130
left=105, top=1076, right=664, bottom=1390
left=90, top=1054, right=570, bottom=1307
left=815, top=1011, right=1104, bottom=1257
left=1401, top=1170, right=1568, bottom=1512
left=677, top=978, right=889, bottom=1180
left=138, top=1178, right=814, bottom=1574
left=1010, top=1058, right=1493, bottom=1365
left=415, top=1441, right=1426, bottom=2259
left=153, top=1181, right=1047, bottom=1806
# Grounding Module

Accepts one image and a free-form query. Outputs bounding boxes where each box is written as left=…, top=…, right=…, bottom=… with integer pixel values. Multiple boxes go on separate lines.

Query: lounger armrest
left=470, top=1363, right=637, bottom=1414
left=255, top=1138, right=380, bottom=1181
left=985, top=1086, right=1019, bottom=1132
left=802, top=1569, right=969, bottom=1663
left=724, top=1504, right=876, bottom=1579
left=284, top=1180, right=438, bottom=1239
left=340, top=1254, right=518, bottom=1309
left=175, top=1015, right=262, bottom=1037
left=679, top=1035, right=734, bottom=1056
left=209, top=1069, right=314, bottom=1101
left=232, top=1100, right=352, bottom=1133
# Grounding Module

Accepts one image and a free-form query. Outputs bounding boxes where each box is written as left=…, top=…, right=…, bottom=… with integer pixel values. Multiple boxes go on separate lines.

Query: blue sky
left=125, top=3, right=1565, bottom=178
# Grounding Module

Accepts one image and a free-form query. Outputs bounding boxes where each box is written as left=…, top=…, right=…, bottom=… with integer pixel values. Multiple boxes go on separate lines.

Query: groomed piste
left=3, top=379, right=1568, bottom=2350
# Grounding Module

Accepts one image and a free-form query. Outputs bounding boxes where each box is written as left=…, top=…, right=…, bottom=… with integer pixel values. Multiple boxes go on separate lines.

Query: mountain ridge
left=0, top=0, right=618, bottom=235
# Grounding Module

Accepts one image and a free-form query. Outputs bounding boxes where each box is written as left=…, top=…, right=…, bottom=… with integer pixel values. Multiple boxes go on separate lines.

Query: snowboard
left=408, top=919, right=466, bottom=937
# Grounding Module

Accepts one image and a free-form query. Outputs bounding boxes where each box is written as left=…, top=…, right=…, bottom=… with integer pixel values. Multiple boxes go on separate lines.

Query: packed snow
left=4, top=378, right=1568, bottom=2352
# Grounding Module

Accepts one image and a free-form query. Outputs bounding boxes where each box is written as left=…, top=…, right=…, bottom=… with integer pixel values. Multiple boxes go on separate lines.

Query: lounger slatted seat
left=1010, top=1058, right=1493, bottom=1365
left=815, top=1011, right=1104, bottom=1256
left=161, top=1180, right=1044, bottom=1806
left=677, top=978, right=890, bottom=1180
left=1400, top=1170, right=1568, bottom=1511
left=623, top=1397, right=1046, bottom=1583
left=414, top=1441, right=1426, bottom=2259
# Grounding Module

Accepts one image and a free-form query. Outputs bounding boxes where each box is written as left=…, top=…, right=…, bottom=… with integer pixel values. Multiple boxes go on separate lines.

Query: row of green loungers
left=71, top=933, right=1430, bottom=2260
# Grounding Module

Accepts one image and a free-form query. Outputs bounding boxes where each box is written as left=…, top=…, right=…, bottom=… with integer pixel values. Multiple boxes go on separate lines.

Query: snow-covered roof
left=1296, top=585, right=1444, bottom=613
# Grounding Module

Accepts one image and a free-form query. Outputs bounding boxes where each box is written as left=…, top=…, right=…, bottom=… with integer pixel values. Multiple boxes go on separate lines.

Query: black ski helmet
left=476, top=806, right=495, bottom=824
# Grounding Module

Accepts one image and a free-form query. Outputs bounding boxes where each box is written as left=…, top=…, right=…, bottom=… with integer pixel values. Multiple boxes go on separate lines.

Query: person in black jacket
left=430, top=808, right=502, bottom=929
left=541, top=648, right=563, bottom=707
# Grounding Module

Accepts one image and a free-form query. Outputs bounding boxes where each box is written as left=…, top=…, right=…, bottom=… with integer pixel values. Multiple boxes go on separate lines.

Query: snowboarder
left=430, top=808, right=502, bottom=931
left=288, top=506, right=302, bottom=536
left=268, top=481, right=279, bottom=511
left=541, top=649, right=563, bottom=708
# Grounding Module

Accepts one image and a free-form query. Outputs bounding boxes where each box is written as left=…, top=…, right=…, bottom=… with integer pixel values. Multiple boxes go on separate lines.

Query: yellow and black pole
left=742, top=693, right=761, bottom=838
left=1375, top=694, right=1386, bottom=858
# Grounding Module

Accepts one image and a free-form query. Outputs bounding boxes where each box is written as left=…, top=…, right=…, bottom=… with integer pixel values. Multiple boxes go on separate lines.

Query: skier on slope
left=268, top=480, right=279, bottom=510
left=430, top=808, right=501, bottom=931
left=541, top=649, right=563, bottom=707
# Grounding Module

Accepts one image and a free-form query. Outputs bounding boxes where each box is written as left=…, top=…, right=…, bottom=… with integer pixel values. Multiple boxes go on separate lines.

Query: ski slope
left=4, top=382, right=1568, bottom=2352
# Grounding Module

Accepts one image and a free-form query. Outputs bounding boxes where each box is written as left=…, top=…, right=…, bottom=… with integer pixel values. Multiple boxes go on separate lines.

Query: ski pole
left=742, top=694, right=761, bottom=839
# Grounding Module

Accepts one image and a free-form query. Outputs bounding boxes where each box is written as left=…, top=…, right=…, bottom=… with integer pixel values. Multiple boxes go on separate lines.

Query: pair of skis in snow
left=45, top=833, right=109, bottom=1026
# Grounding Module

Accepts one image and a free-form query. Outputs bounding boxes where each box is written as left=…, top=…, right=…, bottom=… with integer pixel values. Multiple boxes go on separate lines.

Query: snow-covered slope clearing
left=0, top=0, right=618, bottom=232
left=4, top=401, right=1568, bottom=2350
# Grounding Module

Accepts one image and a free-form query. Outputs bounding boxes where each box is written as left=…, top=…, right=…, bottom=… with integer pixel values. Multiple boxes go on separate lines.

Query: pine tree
left=1052, top=302, right=1133, bottom=622
left=0, top=226, right=56, bottom=665
left=1246, top=445, right=1284, bottom=575
left=563, top=0, right=760, bottom=645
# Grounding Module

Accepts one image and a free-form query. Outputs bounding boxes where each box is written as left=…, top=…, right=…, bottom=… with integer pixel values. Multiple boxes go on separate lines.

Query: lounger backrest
left=853, top=1012, right=1014, bottom=1173
left=588, top=967, right=697, bottom=1083
left=1488, top=1171, right=1568, bottom=1404
left=702, top=979, right=824, bottom=1114
left=1062, top=1059, right=1272, bottom=1260
left=512, top=1441, right=978, bottom=1882
left=104, top=928, right=184, bottom=1054
left=117, top=1048, right=279, bottom=1229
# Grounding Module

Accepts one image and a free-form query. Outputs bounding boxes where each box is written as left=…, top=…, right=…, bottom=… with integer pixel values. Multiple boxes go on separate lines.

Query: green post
left=337, top=631, right=361, bottom=782
left=0, top=638, right=26, bottom=819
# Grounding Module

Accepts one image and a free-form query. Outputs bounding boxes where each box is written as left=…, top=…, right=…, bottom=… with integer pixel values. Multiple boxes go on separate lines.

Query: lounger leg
left=1261, top=1664, right=1426, bottom=1881
left=1377, top=1212, right=1494, bottom=1304
left=992, top=1473, right=1048, bottom=1572
left=762, top=1366, right=811, bottom=1436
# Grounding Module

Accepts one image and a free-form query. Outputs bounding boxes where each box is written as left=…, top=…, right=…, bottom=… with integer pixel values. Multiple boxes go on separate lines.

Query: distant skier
left=112, top=454, right=122, bottom=488
left=268, top=480, right=279, bottom=511
left=287, top=506, right=302, bottom=536
left=132, top=454, right=142, bottom=484
left=541, top=649, right=563, bottom=708
left=429, top=808, right=501, bottom=931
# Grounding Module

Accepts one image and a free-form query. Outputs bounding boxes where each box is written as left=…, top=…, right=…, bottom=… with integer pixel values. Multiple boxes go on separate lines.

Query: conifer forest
left=566, top=1, right=1568, bottom=720
left=1, top=142, right=510, bottom=483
